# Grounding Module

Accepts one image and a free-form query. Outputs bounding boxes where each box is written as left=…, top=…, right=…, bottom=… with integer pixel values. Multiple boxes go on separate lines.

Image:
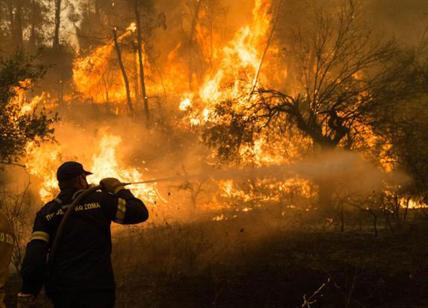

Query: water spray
left=122, top=175, right=185, bottom=186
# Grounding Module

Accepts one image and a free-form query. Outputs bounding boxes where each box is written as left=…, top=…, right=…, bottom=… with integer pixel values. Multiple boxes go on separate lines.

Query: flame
left=26, top=134, right=157, bottom=203
left=206, top=2, right=271, bottom=94
left=72, top=23, right=148, bottom=105
left=173, top=0, right=272, bottom=134
left=217, top=176, right=316, bottom=208
left=72, top=0, right=274, bottom=116
left=89, top=134, right=157, bottom=202
left=179, top=97, right=192, bottom=111
left=9, top=80, right=52, bottom=116
left=25, top=141, right=62, bottom=201
left=178, top=0, right=275, bottom=128
left=73, top=43, right=116, bottom=103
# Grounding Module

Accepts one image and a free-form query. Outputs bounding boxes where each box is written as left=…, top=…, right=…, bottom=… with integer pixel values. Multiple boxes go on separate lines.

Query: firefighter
left=17, top=161, right=149, bottom=308
left=0, top=210, right=13, bottom=308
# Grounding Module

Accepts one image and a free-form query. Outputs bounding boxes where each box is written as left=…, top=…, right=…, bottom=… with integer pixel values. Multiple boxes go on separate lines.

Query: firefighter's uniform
left=20, top=185, right=148, bottom=307
left=0, top=211, right=13, bottom=308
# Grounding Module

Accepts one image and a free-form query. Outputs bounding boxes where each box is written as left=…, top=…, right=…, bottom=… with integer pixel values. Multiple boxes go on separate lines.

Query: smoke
left=132, top=149, right=408, bottom=196
left=366, top=0, right=428, bottom=45
left=276, top=0, right=428, bottom=46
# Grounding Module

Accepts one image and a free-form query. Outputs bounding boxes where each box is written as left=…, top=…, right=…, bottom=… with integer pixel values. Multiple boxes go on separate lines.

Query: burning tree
left=0, top=54, right=57, bottom=279
left=203, top=1, right=421, bottom=212
left=0, top=54, right=57, bottom=164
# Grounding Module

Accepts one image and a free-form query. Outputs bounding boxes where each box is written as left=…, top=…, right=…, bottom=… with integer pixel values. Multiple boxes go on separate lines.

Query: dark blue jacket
left=21, top=187, right=148, bottom=296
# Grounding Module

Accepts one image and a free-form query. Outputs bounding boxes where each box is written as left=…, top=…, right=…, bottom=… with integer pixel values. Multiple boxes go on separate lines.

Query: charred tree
left=187, top=0, right=203, bottom=90
left=53, top=0, right=62, bottom=48
left=113, top=27, right=134, bottom=114
left=134, top=0, right=149, bottom=122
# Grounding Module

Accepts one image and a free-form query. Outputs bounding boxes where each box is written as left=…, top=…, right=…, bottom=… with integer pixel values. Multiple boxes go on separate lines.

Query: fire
left=179, top=0, right=275, bottom=128
left=25, top=0, right=358, bottom=214
left=13, top=0, right=409, bottom=226
left=89, top=134, right=157, bottom=202
left=19, top=93, right=48, bottom=115
left=71, top=0, right=277, bottom=128
left=25, top=141, right=62, bottom=201
left=73, top=43, right=116, bottom=103
left=26, top=134, right=158, bottom=204
left=9, top=80, right=52, bottom=116
left=179, top=97, right=192, bottom=111
left=72, top=23, right=146, bottom=105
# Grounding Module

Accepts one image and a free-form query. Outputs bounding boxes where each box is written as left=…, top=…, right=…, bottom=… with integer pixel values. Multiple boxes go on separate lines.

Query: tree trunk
left=188, top=0, right=202, bottom=91
left=112, top=27, right=134, bottom=114
left=29, top=0, right=37, bottom=51
left=403, top=196, right=410, bottom=222
left=134, top=0, right=149, bottom=123
left=9, top=0, right=23, bottom=51
left=16, top=2, right=24, bottom=51
left=133, top=45, right=140, bottom=105
left=7, top=2, right=14, bottom=47
left=53, top=0, right=62, bottom=49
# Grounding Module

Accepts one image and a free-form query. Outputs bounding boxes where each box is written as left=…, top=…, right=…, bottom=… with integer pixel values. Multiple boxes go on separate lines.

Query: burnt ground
left=5, top=208, right=428, bottom=307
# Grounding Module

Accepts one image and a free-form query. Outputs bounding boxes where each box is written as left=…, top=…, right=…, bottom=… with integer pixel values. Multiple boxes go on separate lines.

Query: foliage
left=373, top=96, right=428, bottom=198
left=367, top=39, right=428, bottom=198
left=0, top=184, right=35, bottom=271
left=0, top=54, right=57, bottom=163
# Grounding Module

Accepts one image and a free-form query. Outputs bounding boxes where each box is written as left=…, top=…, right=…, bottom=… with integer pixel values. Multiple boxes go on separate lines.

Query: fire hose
left=49, top=177, right=178, bottom=266
left=49, top=185, right=100, bottom=264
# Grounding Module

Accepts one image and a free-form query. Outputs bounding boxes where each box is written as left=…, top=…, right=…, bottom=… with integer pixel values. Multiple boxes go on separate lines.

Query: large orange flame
left=26, top=134, right=158, bottom=203
left=180, top=0, right=274, bottom=124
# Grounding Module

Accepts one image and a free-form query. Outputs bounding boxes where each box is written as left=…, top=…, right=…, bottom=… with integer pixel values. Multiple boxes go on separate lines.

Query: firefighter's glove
left=100, top=178, right=125, bottom=194
left=17, top=293, right=36, bottom=308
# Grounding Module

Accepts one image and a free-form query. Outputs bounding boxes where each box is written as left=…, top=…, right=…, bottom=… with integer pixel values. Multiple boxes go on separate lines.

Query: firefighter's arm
left=100, top=178, right=149, bottom=224
left=20, top=211, right=50, bottom=296
left=114, top=189, right=149, bottom=224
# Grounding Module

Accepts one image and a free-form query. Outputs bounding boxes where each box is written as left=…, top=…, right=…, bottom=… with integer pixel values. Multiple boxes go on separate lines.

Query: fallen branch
left=301, top=278, right=330, bottom=308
